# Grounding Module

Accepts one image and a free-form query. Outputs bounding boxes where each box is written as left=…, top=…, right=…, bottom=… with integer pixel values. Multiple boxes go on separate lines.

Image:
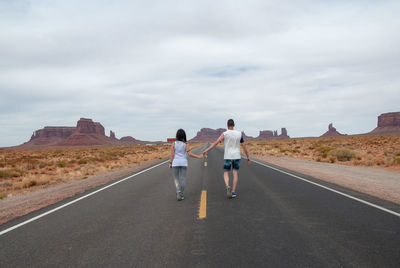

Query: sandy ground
left=252, top=154, right=400, bottom=205
left=0, top=159, right=165, bottom=225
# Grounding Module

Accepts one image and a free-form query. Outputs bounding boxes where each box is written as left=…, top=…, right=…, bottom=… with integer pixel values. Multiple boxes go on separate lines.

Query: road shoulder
left=0, top=159, right=166, bottom=225
left=251, top=154, right=400, bottom=209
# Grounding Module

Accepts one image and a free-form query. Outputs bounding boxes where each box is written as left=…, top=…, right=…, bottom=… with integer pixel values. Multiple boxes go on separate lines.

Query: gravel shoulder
left=0, top=159, right=166, bottom=225
left=252, top=154, right=400, bottom=205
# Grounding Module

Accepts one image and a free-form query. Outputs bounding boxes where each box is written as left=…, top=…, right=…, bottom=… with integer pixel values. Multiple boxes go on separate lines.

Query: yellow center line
left=198, top=190, right=207, bottom=219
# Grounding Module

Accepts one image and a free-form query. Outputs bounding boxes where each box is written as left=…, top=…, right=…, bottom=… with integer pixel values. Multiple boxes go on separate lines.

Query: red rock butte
left=189, top=128, right=226, bottom=143
left=370, top=112, right=400, bottom=135
left=257, top=128, right=289, bottom=139
left=320, top=123, right=345, bottom=137
left=20, top=118, right=147, bottom=148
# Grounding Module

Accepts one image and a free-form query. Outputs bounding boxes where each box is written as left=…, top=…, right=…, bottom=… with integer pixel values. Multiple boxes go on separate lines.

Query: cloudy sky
left=1, top=0, right=399, bottom=146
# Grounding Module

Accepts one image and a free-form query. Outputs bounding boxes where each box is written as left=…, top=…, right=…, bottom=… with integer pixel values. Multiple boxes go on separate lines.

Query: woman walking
left=169, top=129, right=202, bottom=201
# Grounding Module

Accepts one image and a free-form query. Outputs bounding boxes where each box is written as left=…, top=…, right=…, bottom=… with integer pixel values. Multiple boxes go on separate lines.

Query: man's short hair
left=227, top=119, right=235, bottom=127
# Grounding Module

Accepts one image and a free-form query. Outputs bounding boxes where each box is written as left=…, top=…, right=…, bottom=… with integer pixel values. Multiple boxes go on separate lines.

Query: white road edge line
left=252, top=159, right=400, bottom=218
left=0, top=160, right=169, bottom=237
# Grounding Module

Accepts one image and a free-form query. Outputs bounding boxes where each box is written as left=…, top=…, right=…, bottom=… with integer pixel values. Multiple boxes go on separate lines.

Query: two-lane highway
left=1, top=145, right=399, bottom=267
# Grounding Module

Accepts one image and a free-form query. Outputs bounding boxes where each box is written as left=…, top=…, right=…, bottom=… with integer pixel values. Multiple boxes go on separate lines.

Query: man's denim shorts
left=223, top=159, right=241, bottom=170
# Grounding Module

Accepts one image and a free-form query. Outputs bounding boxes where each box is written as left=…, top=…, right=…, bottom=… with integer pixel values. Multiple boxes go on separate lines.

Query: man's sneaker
left=177, top=192, right=182, bottom=201
left=181, top=193, right=185, bottom=200
left=231, top=192, right=237, bottom=198
left=226, top=186, right=232, bottom=199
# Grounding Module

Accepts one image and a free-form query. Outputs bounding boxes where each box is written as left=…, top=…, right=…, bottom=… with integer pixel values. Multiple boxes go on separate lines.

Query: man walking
left=203, top=119, right=250, bottom=198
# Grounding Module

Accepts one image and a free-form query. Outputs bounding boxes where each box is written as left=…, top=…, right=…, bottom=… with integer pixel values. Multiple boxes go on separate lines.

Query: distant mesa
left=369, top=112, right=400, bottom=135
left=120, top=136, right=139, bottom=143
left=189, top=127, right=290, bottom=142
left=21, top=118, right=147, bottom=148
left=189, top=128, right=226, bottom=142
left=320, top=123, right=346, bottom=138
left=256, top=128, right=289, bottom=139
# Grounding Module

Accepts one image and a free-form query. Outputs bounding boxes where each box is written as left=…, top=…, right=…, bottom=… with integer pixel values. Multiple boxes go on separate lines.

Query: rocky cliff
left=29, top=126, right=77, bottom=146
left=44, top=118, right=114, bottom=146
left=256, top=128, right=289, bottom=139
left=189, top=128, right=226, bottom=142
left=119, top=136, right=151, bottom=145
left=370, top=112, right=400, bottom=134
left=20, top=118, right=145, bottom=148
left=110, top=130, right=117, bottom=139
left=257, top=130, right=274, bottom=139
left=320, top=123, right=345, bottom=137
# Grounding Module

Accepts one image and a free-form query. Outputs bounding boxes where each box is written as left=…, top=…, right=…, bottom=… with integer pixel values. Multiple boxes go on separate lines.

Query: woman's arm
left=169, top=142, right=175, bottom=168
left=187, top=143, right=202, bottom=159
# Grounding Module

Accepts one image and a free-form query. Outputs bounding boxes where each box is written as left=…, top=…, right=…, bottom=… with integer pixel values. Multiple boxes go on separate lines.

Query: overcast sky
left=1, top=0, right=399, bottom=146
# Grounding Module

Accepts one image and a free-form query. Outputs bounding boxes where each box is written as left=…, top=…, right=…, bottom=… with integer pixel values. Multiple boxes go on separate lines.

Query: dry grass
left=0, top=144, right=179, bottom=199
left=244, top=135, right=400, bottom=171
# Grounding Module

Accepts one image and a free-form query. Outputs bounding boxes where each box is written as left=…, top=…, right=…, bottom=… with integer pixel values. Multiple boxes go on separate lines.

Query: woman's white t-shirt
left=172, top=141, right=188, bottom=167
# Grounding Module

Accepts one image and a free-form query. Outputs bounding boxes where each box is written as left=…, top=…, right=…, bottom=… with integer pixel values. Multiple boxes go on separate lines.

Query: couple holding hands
left=169, top=119, right=250, bottom=201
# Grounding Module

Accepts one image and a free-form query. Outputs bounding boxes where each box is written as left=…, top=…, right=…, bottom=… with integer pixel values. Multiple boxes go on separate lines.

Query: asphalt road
left=0, top=145, right=399, bottom=267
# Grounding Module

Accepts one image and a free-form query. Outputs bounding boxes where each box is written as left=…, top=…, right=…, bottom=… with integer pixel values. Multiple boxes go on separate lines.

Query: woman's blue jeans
left=173, top=166, right=187, bottom=193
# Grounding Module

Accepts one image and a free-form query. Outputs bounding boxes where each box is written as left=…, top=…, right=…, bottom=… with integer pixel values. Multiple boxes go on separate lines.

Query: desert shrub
left=329, top=156, right=336, bottom=163
left=0, top=193, right=6, bottom=199
left=393, top=158, right=400, bottom=165
left=0, top=170, right=10, bottom=178
left=23, top=180, right=37, bottom=188
left=279, top=147, right=289, bottom=153
left=0, top=168, right=24, bottom=178
left=317, top=146, right=335, bottom=158
left=375, top=158, right=385, bottom=166
left=328, top=148, right=357, bottom=161
left=78, top=159, right=88, bottom=165
left=38, top=162, right=47, bottom=168
left=56, top=161, right=67, bottom=168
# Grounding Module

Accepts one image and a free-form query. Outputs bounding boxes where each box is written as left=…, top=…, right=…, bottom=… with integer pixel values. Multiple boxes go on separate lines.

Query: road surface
left=1, top=145, right=399, bottom=267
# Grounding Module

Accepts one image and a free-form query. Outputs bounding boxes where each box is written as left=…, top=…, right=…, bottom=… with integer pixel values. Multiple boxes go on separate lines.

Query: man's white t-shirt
left=217, top=129, right=243, bottom=160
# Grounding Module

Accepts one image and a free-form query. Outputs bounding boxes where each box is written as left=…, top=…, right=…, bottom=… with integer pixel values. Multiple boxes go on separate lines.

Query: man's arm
left=241, top=142, right=251, bottom=164
left=203, top=133, right=224, bottom=156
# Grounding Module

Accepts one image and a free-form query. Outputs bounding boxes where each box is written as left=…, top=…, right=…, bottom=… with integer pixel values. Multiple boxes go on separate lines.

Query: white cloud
left=1, top=0, right=400, bottom=146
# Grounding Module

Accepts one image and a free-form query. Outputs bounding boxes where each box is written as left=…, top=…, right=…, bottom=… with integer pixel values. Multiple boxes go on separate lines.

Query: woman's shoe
left=177, top=192, right=182, bottom=201
left=181, top=193, right=184, bottom=200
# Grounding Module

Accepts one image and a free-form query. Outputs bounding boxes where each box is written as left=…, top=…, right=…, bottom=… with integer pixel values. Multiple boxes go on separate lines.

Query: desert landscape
left=245, top=134, right=400, bottom=171
left=0, top=145, right=171, bottom=200
left=1, top=111, right=400, bottom=200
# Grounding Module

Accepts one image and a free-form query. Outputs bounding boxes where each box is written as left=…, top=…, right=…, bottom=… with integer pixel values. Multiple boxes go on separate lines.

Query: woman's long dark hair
left=176, top=129, right=187, bottom=143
